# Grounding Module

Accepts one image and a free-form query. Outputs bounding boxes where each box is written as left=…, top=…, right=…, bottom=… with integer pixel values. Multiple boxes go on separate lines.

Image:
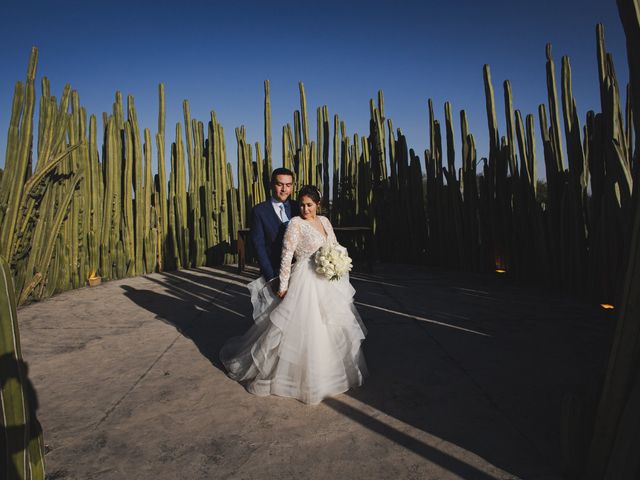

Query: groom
left=250, top=168, right=297, bottom=292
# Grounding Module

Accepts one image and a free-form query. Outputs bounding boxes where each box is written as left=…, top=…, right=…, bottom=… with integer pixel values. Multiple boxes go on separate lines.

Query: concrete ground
left=17, top=264, right=614, bottom=480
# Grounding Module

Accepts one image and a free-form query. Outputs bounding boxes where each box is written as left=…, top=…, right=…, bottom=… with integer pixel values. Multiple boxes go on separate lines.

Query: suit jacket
left=250, top=199, right=298, bottom=281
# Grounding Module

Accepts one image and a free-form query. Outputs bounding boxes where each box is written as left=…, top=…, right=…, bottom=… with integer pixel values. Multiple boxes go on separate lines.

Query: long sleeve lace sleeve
left=278, top=219, right=300, bottom=292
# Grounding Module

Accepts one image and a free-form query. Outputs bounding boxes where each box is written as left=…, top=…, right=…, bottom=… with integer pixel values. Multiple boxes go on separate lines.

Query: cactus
left=316, top=107, right=323, bottom=191
left=193, top=119, right=206, bottom=267
left=583, top=5, right=640, bottom=479
left=87, top=114, right=101, bottom=279
left=143, top=128, right=155, bottom=273
left=0, top=31, right=637, bottom=307
left=321, top=106, right=330, bottom=209
left=293, top=110, right=301, bottom=158
left=254, top=142, right=266, bottom=204
left=0, top=256, right=46, bottom=480
left=0, top=50, right=84, bottom=303
left=127, top=96, right=144, bottom=276
left=122, top=118, right=135, bottom=277
left=503, top=80, right=518, bottom=178
left=299, top=81, right=310, bottom=148
left=202, top=119, right=216, bottom=261
left=283, top=123, right=294, bottom=171
left=263, top=80, right=273, bottom=193
left=19, top=166, right=79, bottom=302
left=235, top=126, right=249, bottom=228
left=226, top=163, right=239, bottom=265
left=0, top=83, right=24, bottom=230
left=166, top=174, right=180, bottom=270
left=68, top=92, right=82, bottom=289
left=155, top=84, right=168, bottom=271
left=100, top=116, right=117, bottom=280
left=172, top=122, right=189, bottom=268
left=0, top=48, right=37, bottom=261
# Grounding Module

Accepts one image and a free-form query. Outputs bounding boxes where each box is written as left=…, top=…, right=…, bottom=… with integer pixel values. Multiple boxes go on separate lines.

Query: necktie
left=279, top=204, right=289, bottom=222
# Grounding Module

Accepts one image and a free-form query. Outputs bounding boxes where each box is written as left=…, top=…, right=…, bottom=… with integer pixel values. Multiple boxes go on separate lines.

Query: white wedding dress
left=220, top=215, right=368, bottom=405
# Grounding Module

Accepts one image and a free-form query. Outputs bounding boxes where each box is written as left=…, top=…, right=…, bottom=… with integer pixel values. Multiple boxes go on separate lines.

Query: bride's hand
left=270, top=278, right=280, bottom=294
left=277, top=290, right=287, bottom=299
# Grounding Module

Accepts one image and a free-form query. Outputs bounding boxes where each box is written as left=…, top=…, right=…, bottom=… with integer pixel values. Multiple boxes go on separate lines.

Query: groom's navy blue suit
left=250, top=198, right=298, bottom=281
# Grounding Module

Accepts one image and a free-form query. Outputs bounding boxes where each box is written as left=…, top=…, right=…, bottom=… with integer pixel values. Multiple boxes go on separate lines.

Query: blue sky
left=0, top=0, right=629, bottom=180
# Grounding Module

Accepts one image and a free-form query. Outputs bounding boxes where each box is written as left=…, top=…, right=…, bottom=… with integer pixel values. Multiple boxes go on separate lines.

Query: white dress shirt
left=271, top=197, right=289, bottom=222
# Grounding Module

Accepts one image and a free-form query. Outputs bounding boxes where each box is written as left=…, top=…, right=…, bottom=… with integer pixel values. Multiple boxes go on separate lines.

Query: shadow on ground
left=121, top=264, right=614, bottom=479
left=121, top=266, right=255, bottom=371
left=344, top=267, right=613, bottom=478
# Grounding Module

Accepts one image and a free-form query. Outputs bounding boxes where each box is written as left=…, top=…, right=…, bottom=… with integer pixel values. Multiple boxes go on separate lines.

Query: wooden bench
left=237, top=226, right=375, bottom=273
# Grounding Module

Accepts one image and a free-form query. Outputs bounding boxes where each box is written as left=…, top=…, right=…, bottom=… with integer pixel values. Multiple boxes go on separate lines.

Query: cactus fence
left=0, top=23, right=635, bottom=306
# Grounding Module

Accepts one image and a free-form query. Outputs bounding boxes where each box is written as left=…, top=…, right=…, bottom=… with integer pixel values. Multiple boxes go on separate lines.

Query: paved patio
left=17, top=264, right=613, bottom=479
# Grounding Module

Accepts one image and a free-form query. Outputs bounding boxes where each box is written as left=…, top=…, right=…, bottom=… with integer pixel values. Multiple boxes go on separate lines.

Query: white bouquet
left=314, top=243, right=353, bottom=281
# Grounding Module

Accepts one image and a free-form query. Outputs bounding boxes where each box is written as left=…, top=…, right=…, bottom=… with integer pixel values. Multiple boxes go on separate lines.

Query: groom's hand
left=277, top=290, right=287, bottom=299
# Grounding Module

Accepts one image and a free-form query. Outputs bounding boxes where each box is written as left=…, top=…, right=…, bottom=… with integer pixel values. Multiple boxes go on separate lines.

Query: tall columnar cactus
left=0, top=33, right=637, bottom=307
left=0, top=84, right=24, bottom=231
left=183, top=102, right=205, bottom=266
left=583, top=4, right=640, bottom=479
left=87, top=113, right=101, bottom=278
left=560, top=55, right=589, bottom=291
left=2, top=61, right=86, bottom=303
left=201, top=116, right=217, bottom=261
left=217, top=122, right=230, bottom=250
left=263, top=80, right=273, bottom=192
left=283, top=123, right=294, bottom=171
left=0, top=255, right=45, bottom=479
left=121, top=108, right=135, bottom=277
left=235, top=126, right=249, bottom=228
left=127, top=96, right=144, bottom=276
left=155, top=84, right=168, bottom=271
left=254, top=141, right=267, bottom=204
left=12, top=83, right=68, bottom=290
left=143, top=128, right=156, bottom=273
left=460, top=108, right=481, bottom=270
left=0, top=48, right=38, bottom=261
left=191, top=118, right=206, bottom=267
left=166, top=172, right=180, bottom=270
left=299, top=81, right=310, bottom=148
left=30, top=173, right=84, bottom=303
left=101, top=115, right=117, bottom=280
left=483, top=64, right=511, bottom=271
left=226, top=163, right=239, bottom=264
left=316, top=107, right=323, bottom=191
left=68, top=91, right=83, bottom=290
left=85, top=111, right=103, bottom=279
left=172, top=122, right=189, bottom=268
left=321, top=105, right=330, bottom=208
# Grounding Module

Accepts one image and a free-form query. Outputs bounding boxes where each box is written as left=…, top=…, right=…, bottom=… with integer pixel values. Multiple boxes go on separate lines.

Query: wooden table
left=237, top=226, right=374, bottom=273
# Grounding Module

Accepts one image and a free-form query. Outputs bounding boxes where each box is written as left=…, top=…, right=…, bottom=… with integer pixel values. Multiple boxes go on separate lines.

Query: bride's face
left=299, top=195, right=319, bottom=219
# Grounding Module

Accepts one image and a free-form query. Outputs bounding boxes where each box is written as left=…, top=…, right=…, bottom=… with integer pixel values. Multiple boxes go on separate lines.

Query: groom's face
left=272, top=174, right=293, bottom=203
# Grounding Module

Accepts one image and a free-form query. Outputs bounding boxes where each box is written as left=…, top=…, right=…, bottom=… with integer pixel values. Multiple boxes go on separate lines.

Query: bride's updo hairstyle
left=297, top=185, right=321, bottom=204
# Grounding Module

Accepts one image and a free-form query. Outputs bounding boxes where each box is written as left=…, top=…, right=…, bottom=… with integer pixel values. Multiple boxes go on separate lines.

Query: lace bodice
left=278, top=216, right=337, bottom=292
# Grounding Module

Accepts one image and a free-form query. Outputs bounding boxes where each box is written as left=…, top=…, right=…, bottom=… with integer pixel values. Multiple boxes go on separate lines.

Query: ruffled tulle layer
left=220, top=258, right=368, bottom=405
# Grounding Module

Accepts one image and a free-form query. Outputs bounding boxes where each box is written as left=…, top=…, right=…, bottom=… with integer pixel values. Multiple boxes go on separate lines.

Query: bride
left=220, top=185, right=368, bottom=404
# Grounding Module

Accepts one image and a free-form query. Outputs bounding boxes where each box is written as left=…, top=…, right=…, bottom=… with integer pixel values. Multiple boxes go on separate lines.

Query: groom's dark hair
left=271, top=167, right=295, bottom=184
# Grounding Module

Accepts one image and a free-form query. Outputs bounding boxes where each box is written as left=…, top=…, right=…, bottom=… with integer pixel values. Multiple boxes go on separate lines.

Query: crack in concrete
left=93, top=332, right=182, bottom=429
left=93, top=276, right=236, bottom=429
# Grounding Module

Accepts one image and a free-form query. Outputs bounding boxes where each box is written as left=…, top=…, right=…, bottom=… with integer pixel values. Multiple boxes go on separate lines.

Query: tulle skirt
left=220, top=258, right=368, bottom=405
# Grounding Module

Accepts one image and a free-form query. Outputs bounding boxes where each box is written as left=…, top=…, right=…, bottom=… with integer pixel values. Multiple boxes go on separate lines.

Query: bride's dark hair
left=297, top=185, right=321, bottom=204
